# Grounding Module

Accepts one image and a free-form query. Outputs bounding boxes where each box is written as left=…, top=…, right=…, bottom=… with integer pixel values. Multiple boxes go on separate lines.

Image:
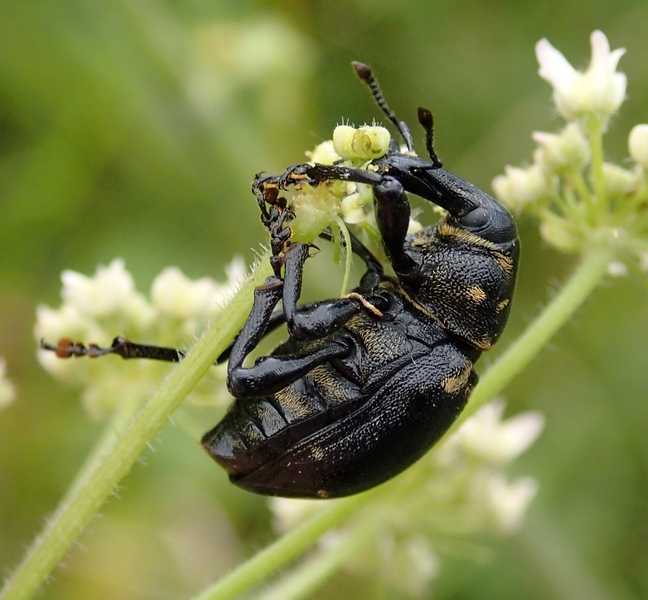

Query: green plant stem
left=191, top=489, right=383, bottom=600
left=0, top=258, right=272, bottom=600
left=587, top=116, right=607, bottom=222
left=254, top=520, right=377, bottom=600
left=188, top=245, right=614, bottom=600
left=449, top=244, right=613, bottom=431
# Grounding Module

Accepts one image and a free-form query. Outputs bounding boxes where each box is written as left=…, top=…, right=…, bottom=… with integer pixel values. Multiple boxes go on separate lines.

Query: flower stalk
left=9, top=28, right=645, bottom=600
left=0, top=259, right=272, bottom=600
left=187, top=244, right=613, bottom=600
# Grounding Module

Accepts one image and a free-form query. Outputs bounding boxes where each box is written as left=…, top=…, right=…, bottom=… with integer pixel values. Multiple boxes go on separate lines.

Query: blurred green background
left=1, top=1, right=647, bottom=598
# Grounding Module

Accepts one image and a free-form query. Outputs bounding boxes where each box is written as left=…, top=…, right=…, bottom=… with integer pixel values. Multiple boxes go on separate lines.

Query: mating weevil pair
left=42, top=62, right=519, bottom=499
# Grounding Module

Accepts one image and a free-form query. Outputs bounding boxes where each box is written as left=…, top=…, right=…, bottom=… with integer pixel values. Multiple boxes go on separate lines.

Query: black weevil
left=42, top=62, right=519, bottom=498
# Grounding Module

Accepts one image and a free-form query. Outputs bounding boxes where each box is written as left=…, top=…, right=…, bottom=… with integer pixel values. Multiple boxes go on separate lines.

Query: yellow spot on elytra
left=467, top=285, right=487, bottom=303
left=440, top=363, right=472, bottom=394
left=310, top=445, right=325, bottom=461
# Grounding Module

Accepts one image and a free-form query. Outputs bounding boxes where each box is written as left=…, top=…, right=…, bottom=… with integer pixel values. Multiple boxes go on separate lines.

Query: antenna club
left=417, top=106, right=442, bottom=167
left=417, top=107, right=433, bottom=128
left=352, top=61, right=372, bottom=82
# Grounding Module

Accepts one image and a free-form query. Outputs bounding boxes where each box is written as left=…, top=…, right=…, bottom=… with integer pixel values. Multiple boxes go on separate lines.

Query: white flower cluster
left=492, top=31, right=648, bottom=268
left=290, top=124, right=422, bottom=245
left=270, top=399, right=544, bottom=596
left=0, top=358, right=16, bottom=410
left=35, top=258, right=245, bottom=418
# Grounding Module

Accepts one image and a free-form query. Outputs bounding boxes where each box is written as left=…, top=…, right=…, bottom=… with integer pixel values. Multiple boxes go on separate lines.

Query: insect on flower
left=41, top=62, right=519, bottom=498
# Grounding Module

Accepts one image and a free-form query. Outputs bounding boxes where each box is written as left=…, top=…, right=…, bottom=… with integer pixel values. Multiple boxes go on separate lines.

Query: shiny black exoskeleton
left=42, top=62, right=519, bottom=499
left=201, top=62, right=519, bottom=497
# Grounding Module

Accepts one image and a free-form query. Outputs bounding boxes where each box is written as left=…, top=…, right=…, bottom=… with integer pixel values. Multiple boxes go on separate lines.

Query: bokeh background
left=1, top=1, right=647, bottom=598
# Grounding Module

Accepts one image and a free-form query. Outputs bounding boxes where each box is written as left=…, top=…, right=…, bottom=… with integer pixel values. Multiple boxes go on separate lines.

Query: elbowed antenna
left=40, top=337, right=185, bottom=362
left=417, top=107, right=442, bottom=168
left=352, top=61, right=414, bottom=152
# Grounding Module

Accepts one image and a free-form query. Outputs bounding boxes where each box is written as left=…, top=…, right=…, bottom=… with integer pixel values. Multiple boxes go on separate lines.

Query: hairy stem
left=253, top=520, right=377, bottom=600
left=0, top=258, right=272, bottom=600
left=187, top=245, right=614, bottom=600
left=452, top=244, right=612, bottom=429
left=586, top=116, right=608, bottom=222
left=192, top=490, right=382, bottom=600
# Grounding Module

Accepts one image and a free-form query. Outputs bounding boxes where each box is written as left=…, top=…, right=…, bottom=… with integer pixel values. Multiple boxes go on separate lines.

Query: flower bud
left=492, top=164, right=552, bottom=212
left=532, top=123, right=590, bottom=174
left=535, top=31, right=626, bottom=121
left=628, top=124, right=648, bottom=169
left=602, top=162, right=639, bottom=198
left=333, top=125, right=390, bottom=161
left=540, top=218, right=582, bottom=253
left=306, top=140, right=340, bottom=165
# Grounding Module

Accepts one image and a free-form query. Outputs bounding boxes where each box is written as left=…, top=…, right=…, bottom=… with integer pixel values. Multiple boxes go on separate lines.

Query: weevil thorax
left=398, top=221, right=519, bottom=352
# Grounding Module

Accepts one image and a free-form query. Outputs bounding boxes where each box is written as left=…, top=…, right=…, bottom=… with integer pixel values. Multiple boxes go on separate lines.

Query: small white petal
left=269, top=498, right=320, bottom=533
left=607, top=261, right=628, bottom=277
left=340, top=192, right=369, bottom=224
left=536, top=31, right=626, bottom=120
left=224, top=256, right=246, bottom=288
left=492, top=164, right=552, bottom=211
left=0, top=359, right=16, bottom=409
left=407, top=219, right=423, bottom=234
left=488, top=475, right=539, bottom=534
left=456, top=399, right=545, bottom=463
left=61, top=259, right=136, bottom=318
left=536, top=38, right=577, bottom=96
left=628, top=124, right=648, bottom=169
left=532, top=123, right=590, bottom=173
left=152, top=267, right=221, bottom=319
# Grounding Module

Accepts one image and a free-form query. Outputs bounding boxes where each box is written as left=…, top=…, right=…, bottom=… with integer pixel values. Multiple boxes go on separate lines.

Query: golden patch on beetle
left=310, top=445, right=325, bottom=461
left=440, top=363, right=472, bottom=394
left=466, top=285, right=487, bottom=303
left=317, top=489, right=331, bottom=499
left=493, top=251, right=514, bottom=273
left=468, top=333, right=492, bottom=350
left=437, top=222, right=499, bottom=251
left=497, top=298, right=510, bottom=312
left=275, top=386, right=311, bottom=419
left=345, top=292, right=384, bottom=317
left=289, top=172, right=311, bottom=181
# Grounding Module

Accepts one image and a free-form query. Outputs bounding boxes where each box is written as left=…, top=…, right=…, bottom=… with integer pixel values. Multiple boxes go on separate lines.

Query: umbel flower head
left=35, top=258, right=245, bottom=418
left=289, top=123, right=423, bottom=248
left=536, top=30, right=626, bottom=123
left=493, top=31, right=648, bottom=270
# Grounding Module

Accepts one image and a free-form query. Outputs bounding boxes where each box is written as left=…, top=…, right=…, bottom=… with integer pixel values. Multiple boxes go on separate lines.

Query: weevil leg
left=226, top=266, right=354, bottom=398
left=216, top=309, right=285, bottom=364
left=216, top=227, right=384, bottom=363
left=227, top=339, right=352, bottom=399
left=227, top=276, right=284, bottom=370
left=371, top=176, right=416, bottom=275
left=227, top=242, right=389, bottom=397
left=281, top=243, right=387, bottom=341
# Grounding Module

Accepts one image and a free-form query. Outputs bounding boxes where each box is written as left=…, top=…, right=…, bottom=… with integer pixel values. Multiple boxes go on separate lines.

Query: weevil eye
left=459, top=206, right=490, bottom=230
